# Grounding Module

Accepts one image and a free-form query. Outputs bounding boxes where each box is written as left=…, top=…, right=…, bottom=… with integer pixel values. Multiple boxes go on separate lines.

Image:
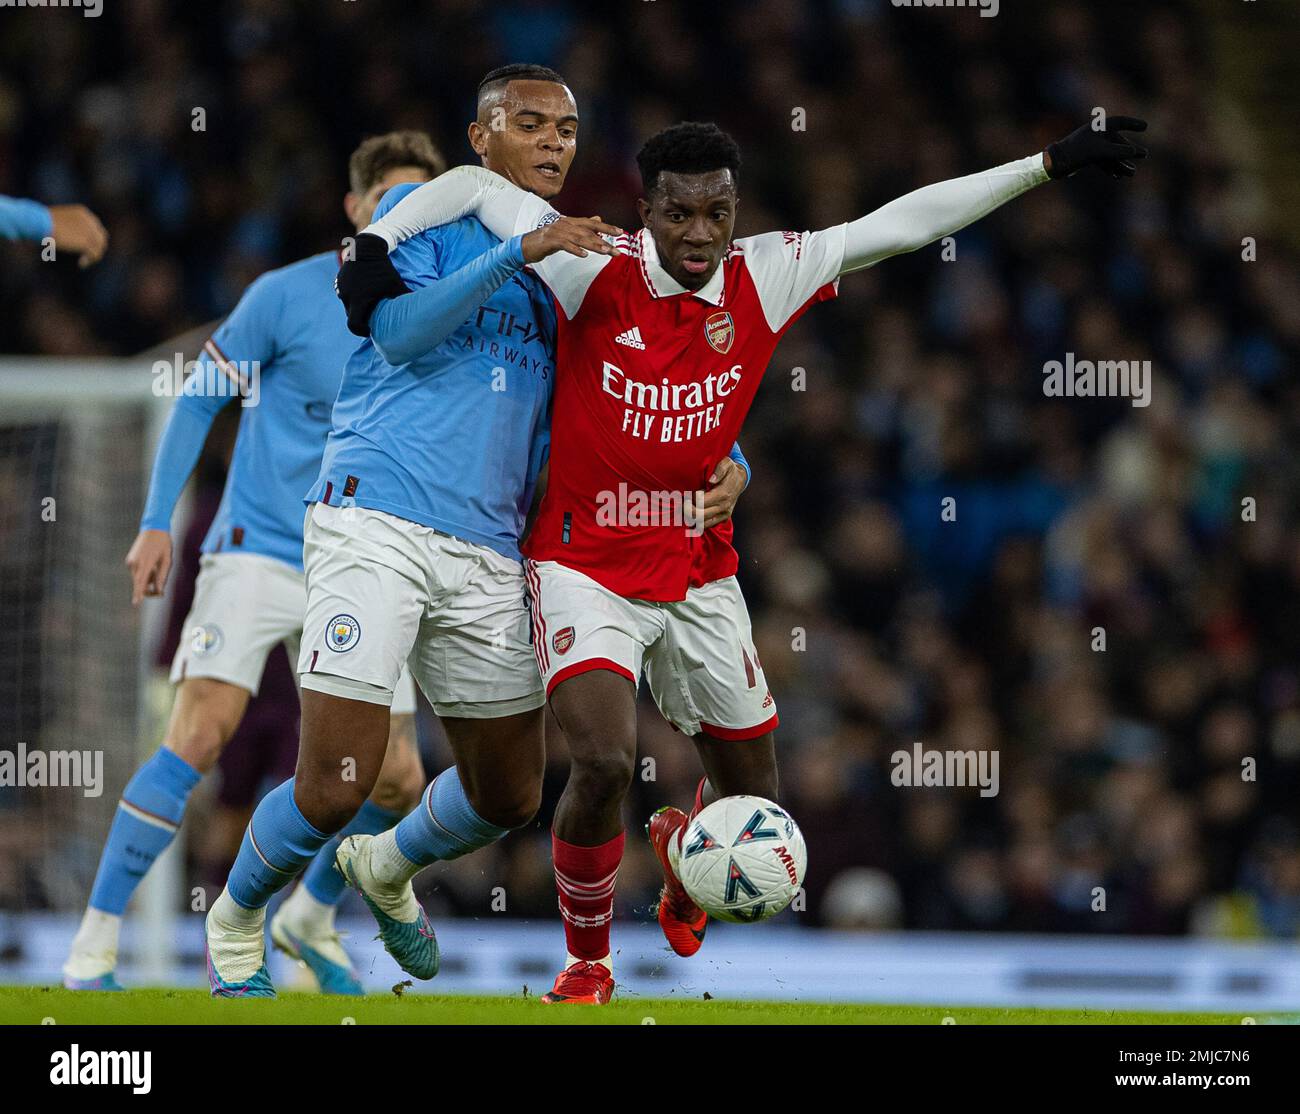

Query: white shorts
left=171, top=551, right=417, bottom=714
left=525, top=559, right=778, bottom=740
left=298, top=503, right=544, bottom=719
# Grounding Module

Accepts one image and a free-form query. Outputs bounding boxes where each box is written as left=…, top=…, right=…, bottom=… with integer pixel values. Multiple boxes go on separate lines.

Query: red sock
left=552, top=830, right=625, bottom=963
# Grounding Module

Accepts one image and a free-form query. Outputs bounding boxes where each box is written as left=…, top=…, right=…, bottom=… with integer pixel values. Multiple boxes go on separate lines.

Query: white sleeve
left=736, top=226, right=849, bottom=333
left=506, top=202, right=613, bottom=320
left=741, top=153, right=1049, bottom=333
left=362, top=166, right=506, bottom=246
left=840, top=153, right=1049, bottom=273
left=363, top=164, right=610, bottom=319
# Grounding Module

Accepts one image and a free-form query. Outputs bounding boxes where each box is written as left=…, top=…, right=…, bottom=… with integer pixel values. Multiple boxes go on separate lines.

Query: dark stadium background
left=2, top=0, right=1299, bottom=944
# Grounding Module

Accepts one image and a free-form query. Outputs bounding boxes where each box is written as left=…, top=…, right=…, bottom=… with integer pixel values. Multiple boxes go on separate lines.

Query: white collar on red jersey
left=636, top=227, right=727, bottom=306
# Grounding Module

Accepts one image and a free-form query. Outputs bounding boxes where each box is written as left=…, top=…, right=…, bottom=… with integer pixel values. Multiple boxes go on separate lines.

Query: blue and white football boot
left=335, top=834, right=439, bottom=980
left=270, top=896, right=365, bottom=996
left=205, top=891, right=276, bottom=998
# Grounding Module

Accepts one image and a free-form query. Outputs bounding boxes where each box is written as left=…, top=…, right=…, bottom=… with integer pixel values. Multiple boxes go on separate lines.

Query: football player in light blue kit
left=205, top=65, right=752, bottom=996
left=0, top=193, right=108, bottom=266
left=62, top=132, right=443, bottom=995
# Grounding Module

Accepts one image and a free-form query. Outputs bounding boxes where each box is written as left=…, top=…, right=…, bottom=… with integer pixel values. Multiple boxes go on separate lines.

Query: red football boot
left=647, top=795, right=709, bottom=958
left=540, top=960, right=615, bottom=1004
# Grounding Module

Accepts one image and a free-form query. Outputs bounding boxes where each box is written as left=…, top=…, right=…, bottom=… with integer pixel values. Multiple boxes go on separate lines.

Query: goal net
left=0, top=359, right=179, bottom=974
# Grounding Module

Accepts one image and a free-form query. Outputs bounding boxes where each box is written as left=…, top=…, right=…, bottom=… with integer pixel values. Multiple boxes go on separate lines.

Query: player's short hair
left=348, top=131, right=447, bottom=195
left=476, top=64, right=569, bottom=112
left=637, top=122, right=742, bottom=196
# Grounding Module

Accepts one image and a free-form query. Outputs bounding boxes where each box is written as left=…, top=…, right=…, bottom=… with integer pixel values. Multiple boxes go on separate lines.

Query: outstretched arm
left=356, top=166, right=621, bottom=320
left=0, top=195, right=108, bottom=266
left=841, top=116, right=1148, bottom=273
left=338, top=171, right=618, bottom=348
left=745, top=116, right=1147, bottom=330
left=361, top=166, right=505, bottom=247
left=839, top=153, right=1049, bottom=274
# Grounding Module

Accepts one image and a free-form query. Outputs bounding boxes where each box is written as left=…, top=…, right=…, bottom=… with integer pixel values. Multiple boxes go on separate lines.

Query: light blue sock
left=226, top=779, right=330, bottom=910
left=302, top=798, right=402, bottom=905
left=393, top=768, right=510, bottom=867
left=89, top=748, right=202, bottom=915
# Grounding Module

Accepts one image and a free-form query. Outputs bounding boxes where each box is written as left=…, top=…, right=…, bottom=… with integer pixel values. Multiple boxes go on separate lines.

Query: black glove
left=1045, top=116, right=1148, bottom=180
left=335, top=232, right=410, bottom=337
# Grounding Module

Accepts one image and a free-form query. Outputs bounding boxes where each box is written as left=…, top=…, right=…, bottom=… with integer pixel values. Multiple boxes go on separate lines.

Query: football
left=677, top=796, right=807, bottom=924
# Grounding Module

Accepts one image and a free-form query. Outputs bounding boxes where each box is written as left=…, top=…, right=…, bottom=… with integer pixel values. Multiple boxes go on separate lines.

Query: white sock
left=63, top=908, right=121, bottom=977
left=568, top=952, right=612, bottom=976
left=340, top=834, right=419, bottom=922
left=279, top=883, right=335, bottom=935
left=211, top=886, right=262, bottom=931
left=368, top=831, right=421, bottom=887
left=208, top=888, right=265, bottom=982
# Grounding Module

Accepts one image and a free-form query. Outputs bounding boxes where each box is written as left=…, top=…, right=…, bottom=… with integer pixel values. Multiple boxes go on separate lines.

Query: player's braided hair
left=636, top=122, right=741, bottom=195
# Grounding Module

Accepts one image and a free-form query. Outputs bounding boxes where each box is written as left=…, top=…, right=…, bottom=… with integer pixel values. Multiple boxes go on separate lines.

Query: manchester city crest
left=326, top=613, right=361, bottom=652
left=189, top=624, right=223, bottom=657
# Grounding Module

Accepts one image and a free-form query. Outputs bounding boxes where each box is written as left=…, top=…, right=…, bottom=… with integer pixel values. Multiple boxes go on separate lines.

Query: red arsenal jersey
left=522, top=225, right=843, bottom=601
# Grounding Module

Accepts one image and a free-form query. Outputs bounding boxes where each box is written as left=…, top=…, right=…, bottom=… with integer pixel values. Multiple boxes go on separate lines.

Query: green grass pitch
left=0, top=986, right=1258, bottom=1025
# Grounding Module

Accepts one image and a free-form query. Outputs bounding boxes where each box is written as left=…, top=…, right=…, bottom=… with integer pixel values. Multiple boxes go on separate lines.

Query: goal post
left=0, top=357, right=182, bottom=981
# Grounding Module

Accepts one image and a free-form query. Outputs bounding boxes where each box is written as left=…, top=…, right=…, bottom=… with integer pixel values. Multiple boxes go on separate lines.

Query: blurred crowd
left=3, top=0, right=1299, bottom=939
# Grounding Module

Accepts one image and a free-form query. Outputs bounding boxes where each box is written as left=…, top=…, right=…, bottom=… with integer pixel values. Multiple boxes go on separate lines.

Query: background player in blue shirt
left=62, top=132, right=444, bottom=995
left=1, top=194, right=108, bottom=266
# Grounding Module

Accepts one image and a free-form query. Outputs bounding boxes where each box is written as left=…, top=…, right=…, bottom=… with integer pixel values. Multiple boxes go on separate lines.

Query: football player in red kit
left=356, top=114, right=1147, bottom=1003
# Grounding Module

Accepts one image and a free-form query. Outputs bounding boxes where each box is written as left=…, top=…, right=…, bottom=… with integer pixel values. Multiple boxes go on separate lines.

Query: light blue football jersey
left=307, top=184, right=556, bottom=562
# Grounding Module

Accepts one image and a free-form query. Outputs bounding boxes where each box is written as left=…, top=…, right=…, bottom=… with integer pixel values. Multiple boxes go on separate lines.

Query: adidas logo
left=614, top=326, right=646, bottom=350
